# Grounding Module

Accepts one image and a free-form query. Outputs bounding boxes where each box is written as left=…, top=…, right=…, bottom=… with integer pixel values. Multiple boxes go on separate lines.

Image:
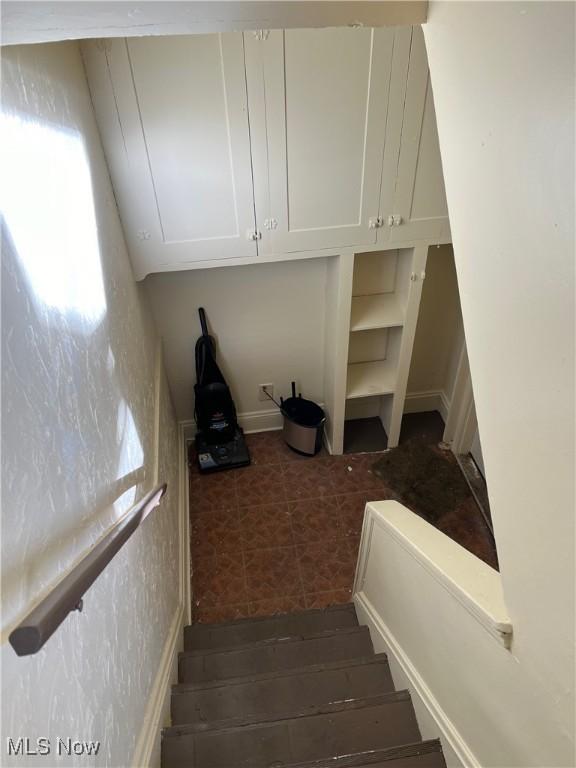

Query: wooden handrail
left=9, top=483, right=167, bottom=656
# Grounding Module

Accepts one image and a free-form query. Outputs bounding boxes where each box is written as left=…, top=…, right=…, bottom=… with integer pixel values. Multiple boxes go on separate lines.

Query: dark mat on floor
left=372, top=440, right=498, bottom=570
left=372, top=440, right=472, bottom=523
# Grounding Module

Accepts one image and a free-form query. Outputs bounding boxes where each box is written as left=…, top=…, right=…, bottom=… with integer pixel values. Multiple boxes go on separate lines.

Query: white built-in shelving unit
left=324, top=245, right=429, bottom=454
left=349, top=294, right=405, bottom=332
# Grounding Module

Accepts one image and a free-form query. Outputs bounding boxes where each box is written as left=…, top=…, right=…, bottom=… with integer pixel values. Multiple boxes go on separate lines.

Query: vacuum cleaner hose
left=198, top=307, right=209, bottom=337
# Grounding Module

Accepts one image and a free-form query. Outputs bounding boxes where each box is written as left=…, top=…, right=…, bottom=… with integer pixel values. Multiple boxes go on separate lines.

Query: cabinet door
left=380, top=27, right=450, bottom=246
left=83, top=34, right=257, bottom=279
left=246, top=28, right=394, bottom=254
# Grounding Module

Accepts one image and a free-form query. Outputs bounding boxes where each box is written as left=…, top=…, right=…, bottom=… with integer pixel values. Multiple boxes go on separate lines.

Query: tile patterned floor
left=189, top=430, right=498, bottom=623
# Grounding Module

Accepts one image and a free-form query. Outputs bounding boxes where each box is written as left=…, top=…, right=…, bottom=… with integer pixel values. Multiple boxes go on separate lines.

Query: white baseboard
left=131, top=604, right=185, bottom=768
left=404, top=389, right=450, bottom=423
left=180, top=401, right=327, bottom=439
left=354, top=591, right=478, bottom=768
left=240, top=408, right=284, bottom=433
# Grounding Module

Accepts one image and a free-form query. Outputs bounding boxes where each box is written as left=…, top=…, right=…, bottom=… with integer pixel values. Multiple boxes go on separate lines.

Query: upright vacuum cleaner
left=193, top=307, right=250, bottom=473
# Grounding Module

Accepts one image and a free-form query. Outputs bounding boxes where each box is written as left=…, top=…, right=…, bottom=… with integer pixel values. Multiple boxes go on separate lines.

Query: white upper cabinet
left=82, top=34, right=257, bottom=278
left=245, top=28, right=395, bottom=254
left=378, top=27, right=450, bottom=246
left=83, top=26, right=450, bottom=277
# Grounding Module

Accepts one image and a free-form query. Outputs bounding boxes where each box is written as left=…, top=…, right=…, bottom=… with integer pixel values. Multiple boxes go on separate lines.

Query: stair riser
left=172, top=660, right=394, bottom=725
left=162, top=699, right=421, bottom=768
left=185, top=605, right=358, bottom=652
left=179, top=630, right=373, bottom=683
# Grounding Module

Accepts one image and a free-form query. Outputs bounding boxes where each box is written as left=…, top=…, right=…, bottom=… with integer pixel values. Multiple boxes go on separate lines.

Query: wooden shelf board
left=350, top=293, right=405, bottom=331
left=346, top=360, right=397, bottom=399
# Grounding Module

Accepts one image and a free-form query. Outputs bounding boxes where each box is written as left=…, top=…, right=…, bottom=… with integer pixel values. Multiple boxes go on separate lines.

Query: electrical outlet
left=258, top=383, right=274, bottom=402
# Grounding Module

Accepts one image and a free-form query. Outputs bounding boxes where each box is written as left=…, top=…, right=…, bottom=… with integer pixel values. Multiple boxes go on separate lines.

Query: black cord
left=262, top=387, right=282, bottom=409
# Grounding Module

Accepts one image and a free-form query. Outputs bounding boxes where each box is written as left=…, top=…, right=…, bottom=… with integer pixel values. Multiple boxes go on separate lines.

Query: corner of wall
left=131, top=419, right=191, bottom=768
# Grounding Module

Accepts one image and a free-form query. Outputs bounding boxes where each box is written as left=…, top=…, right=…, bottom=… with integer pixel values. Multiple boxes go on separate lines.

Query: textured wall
left=1, top=42, right=181, bottom=766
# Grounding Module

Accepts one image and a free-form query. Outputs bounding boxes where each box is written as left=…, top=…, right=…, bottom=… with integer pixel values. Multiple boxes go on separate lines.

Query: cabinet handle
left=368, top=217, right=384, bottom=229
left=246, top=230, right=262, bottom=241
left=387, top=214, right=403, bottom=227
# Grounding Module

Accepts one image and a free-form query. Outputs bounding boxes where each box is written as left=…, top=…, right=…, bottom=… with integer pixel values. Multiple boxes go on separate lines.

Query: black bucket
left=281, top=383, right=326, bottom=456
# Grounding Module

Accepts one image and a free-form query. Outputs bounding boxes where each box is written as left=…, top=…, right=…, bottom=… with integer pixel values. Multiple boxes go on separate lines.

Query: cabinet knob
left=246, top=230, right=262, bottom=241
left=387, top=215, right=403, bottom=227
left=368, top=217, right=383, bottom=229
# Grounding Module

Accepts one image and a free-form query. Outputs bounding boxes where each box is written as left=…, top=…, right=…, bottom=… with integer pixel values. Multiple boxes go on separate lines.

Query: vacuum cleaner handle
left=198, top=307, right=209, bottom=337
left=291, top=381, right=296, bottom=399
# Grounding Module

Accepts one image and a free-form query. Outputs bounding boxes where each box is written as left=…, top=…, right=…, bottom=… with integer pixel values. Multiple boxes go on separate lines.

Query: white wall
left=1, top=42, right=182, bottom=767
left=145, top=259, right=327, bottom=423
left=407, top=244, right=464, bottom=402
left=388, top=2, right=576, bottom=765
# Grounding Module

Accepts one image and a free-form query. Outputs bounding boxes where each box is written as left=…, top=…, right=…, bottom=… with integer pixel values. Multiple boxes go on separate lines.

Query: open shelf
left=350, top=293, right=405, bottom=331
left=346, top=360, right=397, bottom=399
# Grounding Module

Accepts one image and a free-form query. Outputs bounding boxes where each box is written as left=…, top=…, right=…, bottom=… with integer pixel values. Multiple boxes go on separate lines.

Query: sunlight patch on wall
left=116, top=399, right=144, bottom=482
left=113, top=485, right=138, bottom=518
left=0, top=111, right=106, bottom=332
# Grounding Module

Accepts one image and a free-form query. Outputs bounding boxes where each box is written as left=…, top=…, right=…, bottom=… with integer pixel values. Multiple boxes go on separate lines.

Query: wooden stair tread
left=171, top=655, right=394, bottom=726
left=166, top=689, right=411, bottom=736
left=179, top=625, right=373, bottom=684
left=165, top=607, right=446, bottom=768
left=173, top=652, right=389, bottom=692
left=162, top=693, right=421, bottom=768
left=184, top=603, right=358, bottom=651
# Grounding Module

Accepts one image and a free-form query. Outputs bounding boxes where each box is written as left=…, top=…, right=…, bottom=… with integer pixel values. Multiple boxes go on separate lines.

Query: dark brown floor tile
left=244, top=546, right=302, bottom=600
left=193, top=602, right=251, bottom=624
left=240, top=503, right=294, bottom=550
left=193, top=551, right=247, bottom=606
left=348, top=535, right=361, bottom=564
left=236, top=465, right=286, bottom=507
left=189, top=471, right=237, bottom=511
left=245, top=431, right=285, bottom=466
left=283, top=476, right=332, bottom=501
left=282, top=459, right=335, bottom=500
left=282, top=457, right=333, bottom=481
left=289, top=496, right=341, bottom=543
left=328, top=454, right=387, bottom=494
left=189, top=422, right=500, bottom=626
left=337, top=491, right=385, bottom=537
left=304, top=589, right=353, bottom=610
left=297, top=539, right=356, bottom=593
left=190, top=506, right=242, bottom=557
left=248, top=595, right=307, bottom=618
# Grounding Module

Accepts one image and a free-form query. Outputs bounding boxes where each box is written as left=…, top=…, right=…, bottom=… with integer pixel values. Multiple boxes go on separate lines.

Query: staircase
left=162, top=604, right=446, bottom=767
